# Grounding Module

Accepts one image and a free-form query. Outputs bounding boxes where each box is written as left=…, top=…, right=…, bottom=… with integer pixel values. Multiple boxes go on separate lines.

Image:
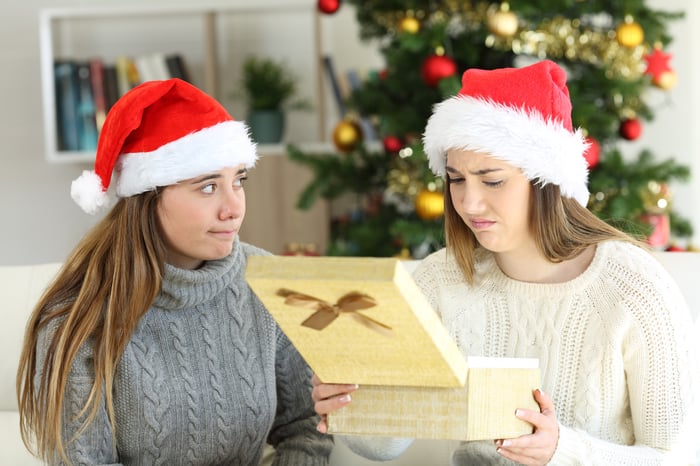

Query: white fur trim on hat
left=423, top=96, right=590, bottom=206
left=71, top=170, right=112, bottom=215
left=114, top=120, right=257, bottom=197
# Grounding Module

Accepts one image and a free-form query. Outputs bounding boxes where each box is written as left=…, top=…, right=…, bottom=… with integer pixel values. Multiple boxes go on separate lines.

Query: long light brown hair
left=444, top=178, right=646, bottom=284
left=16, top=190, right=166, bottom=464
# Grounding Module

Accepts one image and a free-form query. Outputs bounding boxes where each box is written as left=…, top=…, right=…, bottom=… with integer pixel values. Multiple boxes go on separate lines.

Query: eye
left=483, top=179, right=504, bottom=188
left=201, top=183, right=217, bottom=194
left=448, top=176, right=465, bottom=184
left=234, top=175, right=248, bottom=188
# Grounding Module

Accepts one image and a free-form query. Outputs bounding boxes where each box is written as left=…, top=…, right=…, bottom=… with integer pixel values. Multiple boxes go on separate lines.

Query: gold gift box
left=245, top=255, right=540, bottom=441
left=327, top=357, right=541, bottom=441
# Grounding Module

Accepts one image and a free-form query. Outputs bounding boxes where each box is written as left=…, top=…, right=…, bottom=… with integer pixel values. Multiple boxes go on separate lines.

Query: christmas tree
left=289, top=0, right=693, bottom=257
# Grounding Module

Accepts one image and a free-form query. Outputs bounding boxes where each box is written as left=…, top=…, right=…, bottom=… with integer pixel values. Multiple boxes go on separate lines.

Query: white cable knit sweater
left=344, top=240, right=700, bottom=465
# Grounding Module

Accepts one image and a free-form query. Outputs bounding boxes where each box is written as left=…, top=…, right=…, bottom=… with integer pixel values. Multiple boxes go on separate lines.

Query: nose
left=459, top=182, right=484, bottom=214
left=219, top=187, right=245, bottom=220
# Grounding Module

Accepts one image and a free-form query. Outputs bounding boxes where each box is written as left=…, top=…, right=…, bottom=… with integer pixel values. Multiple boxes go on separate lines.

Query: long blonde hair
left=17, top=190, right=166, bottom=464
left=444, top=179, right=646, bottom=284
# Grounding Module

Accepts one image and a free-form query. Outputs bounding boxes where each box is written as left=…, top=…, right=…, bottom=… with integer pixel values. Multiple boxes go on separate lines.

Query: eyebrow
left=188, top=168, right=248, bottom=184
left=445, top=166, right=504, bottom=176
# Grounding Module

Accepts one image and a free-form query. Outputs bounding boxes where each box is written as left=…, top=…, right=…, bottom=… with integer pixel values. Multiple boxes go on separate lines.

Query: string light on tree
left=640, top=180, right=672, bottom=249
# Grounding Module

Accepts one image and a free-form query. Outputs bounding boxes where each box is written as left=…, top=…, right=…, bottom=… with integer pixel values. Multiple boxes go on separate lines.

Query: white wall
left=0, top=0, right=697, bottom=266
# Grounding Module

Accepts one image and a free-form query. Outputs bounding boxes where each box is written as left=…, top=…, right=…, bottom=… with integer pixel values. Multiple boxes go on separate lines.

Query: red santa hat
left=423, top=59, right=590, bottom=206
left=71, top=78, right=257, bottom=214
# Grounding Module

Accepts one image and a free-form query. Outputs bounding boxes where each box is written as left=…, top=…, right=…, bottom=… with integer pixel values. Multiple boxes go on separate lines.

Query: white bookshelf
left=39, top=2, right=326, bottom=163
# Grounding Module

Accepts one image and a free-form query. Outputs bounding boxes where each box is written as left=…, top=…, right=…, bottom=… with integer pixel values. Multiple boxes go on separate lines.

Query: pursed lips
left=209, top=228, right=237, bottom=238
left=469, top=218, right=495, bottom=229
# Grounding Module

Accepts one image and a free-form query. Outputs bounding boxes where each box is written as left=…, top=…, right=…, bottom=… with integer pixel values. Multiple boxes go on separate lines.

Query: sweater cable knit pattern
left=344, top=240, right=699, bottom=465
left=38, top=239, right=332, bottom=465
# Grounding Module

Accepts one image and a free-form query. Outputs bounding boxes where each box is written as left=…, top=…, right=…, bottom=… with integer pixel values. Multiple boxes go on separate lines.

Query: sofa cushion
left=0, top=263, right=61, bottom=411
left=0, top=411, right=44, bottom=465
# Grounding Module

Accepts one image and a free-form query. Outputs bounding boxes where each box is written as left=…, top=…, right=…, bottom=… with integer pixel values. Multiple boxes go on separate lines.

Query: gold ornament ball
left=488, top=10, right=519, bottom=37
left=332, top=120, right=363, bottom=152
left=414, top=189, right=445, bottom=220
left=399, top=17, right=420, bottom=34
left=654, top=70, right=677, bottom=90
left=616, top=21, right=644, bottom=48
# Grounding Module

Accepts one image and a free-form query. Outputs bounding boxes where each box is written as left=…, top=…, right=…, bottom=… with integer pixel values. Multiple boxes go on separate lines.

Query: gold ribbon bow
left=276, top=288, right=393, bottom=336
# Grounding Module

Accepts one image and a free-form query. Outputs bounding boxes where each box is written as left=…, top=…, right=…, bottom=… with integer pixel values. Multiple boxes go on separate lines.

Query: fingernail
left=339, top=394, right=352, bottom=403
left=501, top=440, right=511, bottom=447
left=514, top=409, right=522, bottom=417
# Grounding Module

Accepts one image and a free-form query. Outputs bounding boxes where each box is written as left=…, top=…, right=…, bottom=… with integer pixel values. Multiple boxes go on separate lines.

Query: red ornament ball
left=421, top=54, right=457, bottom=87
left=583, top=137, right=600, bottom=169
left=383, top=135, right=403, bottom=153
left=619, top=118, right=642, bottom=141
left=317, top=0, right=340, bottom=15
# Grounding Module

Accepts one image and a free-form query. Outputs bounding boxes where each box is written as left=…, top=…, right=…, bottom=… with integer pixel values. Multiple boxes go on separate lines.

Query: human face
left=446, top=149, right=533, bottom=254
left=157, top=165, right=247, bottom=269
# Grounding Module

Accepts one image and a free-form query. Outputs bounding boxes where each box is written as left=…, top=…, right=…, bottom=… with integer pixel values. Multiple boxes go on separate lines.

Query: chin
left=207, top=244, right=234, bottom=261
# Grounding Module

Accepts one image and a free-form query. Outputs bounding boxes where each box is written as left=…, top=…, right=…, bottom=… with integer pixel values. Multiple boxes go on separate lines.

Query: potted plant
left=240, top=56, right=310, bottom=144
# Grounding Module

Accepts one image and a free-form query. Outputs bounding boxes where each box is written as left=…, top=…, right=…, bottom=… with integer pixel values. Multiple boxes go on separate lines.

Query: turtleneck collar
left=154, top=240, right=244, bottom=311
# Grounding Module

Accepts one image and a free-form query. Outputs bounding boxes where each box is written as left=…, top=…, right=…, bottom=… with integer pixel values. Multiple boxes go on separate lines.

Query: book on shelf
left=75, top=61, right=98, bottom=151
left=245, top=255, right=541, bottom=441
left=102, top=64, right=119, bottom=113
left=89, top=57, right=107, bottom=133
left=52, top=52, right=194, bottom=153
left=321, top=55, right=347, bottom=119
left=134, top=53, right=171, bottom=82
left=165, top=53, right=191, bottom=83
left=54, top=60, right=80, bottom=151
left=115, top=56, right=137, bottom=97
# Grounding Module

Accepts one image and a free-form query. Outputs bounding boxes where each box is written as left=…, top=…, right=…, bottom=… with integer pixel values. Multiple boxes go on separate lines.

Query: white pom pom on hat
left=422, top=59, right=590, bottom=206
left=70, top=78, right=258, bottom=214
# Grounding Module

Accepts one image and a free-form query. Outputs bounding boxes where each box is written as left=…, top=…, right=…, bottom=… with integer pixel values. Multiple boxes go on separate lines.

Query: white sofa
left=2, top=253, right=698, bottom=465
left=1, top=263, right=61, bottom=466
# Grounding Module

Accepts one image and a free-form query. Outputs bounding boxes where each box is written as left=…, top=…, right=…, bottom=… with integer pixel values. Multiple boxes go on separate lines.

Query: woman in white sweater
left=312, top=60, right=699, bottom=465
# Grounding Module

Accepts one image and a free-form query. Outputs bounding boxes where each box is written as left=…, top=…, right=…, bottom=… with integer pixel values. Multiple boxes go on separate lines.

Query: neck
left=494, top=245, right=596, bottom=284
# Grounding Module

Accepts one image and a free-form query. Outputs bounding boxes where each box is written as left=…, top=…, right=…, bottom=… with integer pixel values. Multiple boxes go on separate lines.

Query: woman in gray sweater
left=17, top=78, right=332, bottom=465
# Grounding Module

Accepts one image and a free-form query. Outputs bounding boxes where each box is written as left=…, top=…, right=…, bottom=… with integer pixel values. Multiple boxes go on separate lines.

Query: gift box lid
left=245, top=255, right=468, bottom=387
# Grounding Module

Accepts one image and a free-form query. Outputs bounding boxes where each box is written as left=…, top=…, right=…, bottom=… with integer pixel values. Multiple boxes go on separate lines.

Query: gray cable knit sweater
left=36, top=240, right=333, bottom=465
